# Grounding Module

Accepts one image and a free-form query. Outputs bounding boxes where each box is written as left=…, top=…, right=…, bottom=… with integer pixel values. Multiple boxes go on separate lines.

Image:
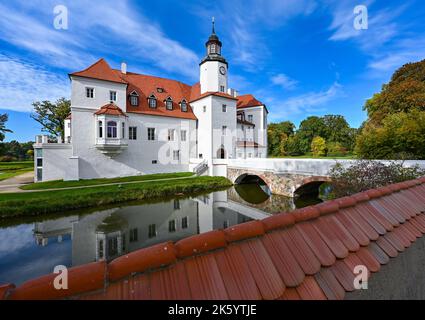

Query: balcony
left=95, top=138, right=128, bottom=156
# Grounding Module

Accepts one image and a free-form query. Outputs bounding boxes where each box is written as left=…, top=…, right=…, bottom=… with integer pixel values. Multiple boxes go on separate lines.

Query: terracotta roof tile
left=70, top=58, right=127, bottom=84
left=281, top=228, right=321, bottom=275
left=237, top=240, right=285, bottom=300
left=296, top=223, right=336, bottom=267
left=3, top=177, right=425, bottom=300
left=261, top=232, right=305, bottom=287
left=314, top=267, right=345, bottom=300
left=329, top=260, right=356, bottom=292
left=184, top=255, right=228, bottom=300
left=214, top=247, right=262, bottom=300
left=295, top=276, right=327, bottom=300
left=237, top=94, right=263, bottom=108
left=122, top=73, right=197, bottom=120
left=367, top=242, right=390, bottom=265
left=94, top=103, right=127, bottom=117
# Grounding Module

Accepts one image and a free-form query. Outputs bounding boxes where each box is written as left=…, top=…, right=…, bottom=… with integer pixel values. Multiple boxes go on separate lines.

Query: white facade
left=34, top=27, right=268, bottom=182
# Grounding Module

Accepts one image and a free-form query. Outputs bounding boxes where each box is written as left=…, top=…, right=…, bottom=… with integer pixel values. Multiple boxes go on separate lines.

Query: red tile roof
left=237, top=94, right=263, bottom=109
left=69, top=58, right=127, bottom=84
left=121, top=73, right=197, bottom=120
left=70, top=59, right=265, bottom=120
left=2, top=177, right=425, bottom=300
left=94, top=103, right=127, bottom=117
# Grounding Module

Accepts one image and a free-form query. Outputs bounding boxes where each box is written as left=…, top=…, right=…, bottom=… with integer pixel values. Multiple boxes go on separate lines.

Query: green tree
left=311, top=136, right=327, bottom=157
left=296, top=116, right=326, bottom=153
left=267, top=121, right=296, bottom=156
left=0, top=113, right=13, bottom=141
left=355, top=110, right=425, bottom=159
left=26, top=149, right=34, bottom=159
left=31, top=98, right=71, bottom=141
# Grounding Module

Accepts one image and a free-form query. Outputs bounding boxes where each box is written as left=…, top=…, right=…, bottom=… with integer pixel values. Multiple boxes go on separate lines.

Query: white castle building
left=33, top=23, right=268, bottom=182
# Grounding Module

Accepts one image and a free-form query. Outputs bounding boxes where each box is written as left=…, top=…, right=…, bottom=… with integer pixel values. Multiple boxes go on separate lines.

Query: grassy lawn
left=21, top=172, right=194, bottom=190
left=0, top=161, right=33, bottom=181
left=0, top=176, right=232, bottom=218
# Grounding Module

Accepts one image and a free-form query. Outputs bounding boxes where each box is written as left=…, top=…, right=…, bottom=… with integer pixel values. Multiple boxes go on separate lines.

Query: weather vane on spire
left=212, top=16, right=215, bottom=34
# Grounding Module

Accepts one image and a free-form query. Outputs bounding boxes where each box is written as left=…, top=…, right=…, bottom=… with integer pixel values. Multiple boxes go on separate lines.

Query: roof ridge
left=116, top=69, right=193, bottom=89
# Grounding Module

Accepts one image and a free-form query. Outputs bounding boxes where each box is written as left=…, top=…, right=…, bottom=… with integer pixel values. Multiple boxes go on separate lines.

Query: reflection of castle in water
left=33, top=190, right=270, bottom=266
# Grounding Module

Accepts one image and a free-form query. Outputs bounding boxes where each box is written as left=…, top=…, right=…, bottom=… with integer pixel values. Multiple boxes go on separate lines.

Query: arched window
left=165, top=97, right=173, bottom=110
left=210, top=44, right=216, bottom=54
left=129, top=91, right=139, bottom=106
left=148, top=95, right=157, bottom=108
left=98, top=121, right=103, bottom=138
left=107, top=121, right=117, bottom=138
left=180, top=100, right=188, bottom=112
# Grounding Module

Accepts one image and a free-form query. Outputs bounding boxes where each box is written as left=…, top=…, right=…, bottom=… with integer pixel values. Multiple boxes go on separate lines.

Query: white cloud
left=0, top=54, right=69, bottom=112
left=271, top=73, right=298, bottom=90
left=268, top=82, right=342, bottom=121
left=0, top=0, right=199, bottom=79
left=0, top=224, right=34, bottom=258
left=192, top=0, right=317, bottom=71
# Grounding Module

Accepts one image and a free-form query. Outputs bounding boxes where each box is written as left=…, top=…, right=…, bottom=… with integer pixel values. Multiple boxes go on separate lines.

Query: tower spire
left=212, top=17, right=215, bottom=34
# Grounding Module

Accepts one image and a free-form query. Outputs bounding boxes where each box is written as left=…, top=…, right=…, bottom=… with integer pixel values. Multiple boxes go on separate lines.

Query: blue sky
left=1, top=0, right=425, bottom=142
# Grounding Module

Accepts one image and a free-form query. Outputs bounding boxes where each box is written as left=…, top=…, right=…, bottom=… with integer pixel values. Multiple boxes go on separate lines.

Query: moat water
left=0, top=183, right=323, bottom=285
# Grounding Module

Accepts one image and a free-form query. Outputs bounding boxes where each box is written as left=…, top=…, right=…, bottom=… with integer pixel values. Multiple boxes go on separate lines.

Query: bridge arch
left=233, top=173, right=273, bottom=193
left=293, top=176, right=331, bottom=197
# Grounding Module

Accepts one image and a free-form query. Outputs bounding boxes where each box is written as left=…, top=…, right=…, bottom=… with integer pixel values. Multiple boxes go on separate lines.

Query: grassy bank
left=0, top=161, right=33, bottom=181
left=0, top=176, right=233, bottom=218
left=269, top=154, right=355, bottom=159
left=21, top=172, right=193, bottom=190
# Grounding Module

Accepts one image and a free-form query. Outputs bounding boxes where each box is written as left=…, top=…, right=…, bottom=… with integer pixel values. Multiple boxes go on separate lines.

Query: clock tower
left=200, top=18, right=228, bottom=94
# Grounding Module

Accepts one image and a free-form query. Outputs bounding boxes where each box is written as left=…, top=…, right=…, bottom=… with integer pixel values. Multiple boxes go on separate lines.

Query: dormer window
left=148, top=95, right=157, bottom=108
left=165, top=97, right=173, bottom=110
left=180, top=100, right=188, bottom=112
left=129, top=91, right=139, bottom=106
left=157, top=88, right=164, bottom=93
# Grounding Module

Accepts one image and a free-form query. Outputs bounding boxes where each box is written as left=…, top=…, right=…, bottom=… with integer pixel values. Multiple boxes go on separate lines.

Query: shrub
left=327, top=142, right=347, bottom=157
left=0, top=155, right=17, bottom=162
left=328, top=160, right=425, bottom=198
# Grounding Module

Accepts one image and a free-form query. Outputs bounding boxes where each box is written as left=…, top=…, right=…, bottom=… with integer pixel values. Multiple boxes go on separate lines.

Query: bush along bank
left=0, top=176, right=233, bottom=218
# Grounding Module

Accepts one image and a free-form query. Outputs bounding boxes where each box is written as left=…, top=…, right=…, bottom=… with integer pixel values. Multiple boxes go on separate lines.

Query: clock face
left=219, top=66, right=226, bottom=75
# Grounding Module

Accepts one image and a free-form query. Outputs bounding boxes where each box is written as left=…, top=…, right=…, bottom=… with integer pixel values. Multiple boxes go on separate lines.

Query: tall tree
left=296, top=116, right=327, bottom=153
left=267, top=121, right=296, bottom=156
left=357, top=59, right=425, bottom=159
left=0, top=113, right=13, bottom=141
left=31, top=98, right=71, bottom=141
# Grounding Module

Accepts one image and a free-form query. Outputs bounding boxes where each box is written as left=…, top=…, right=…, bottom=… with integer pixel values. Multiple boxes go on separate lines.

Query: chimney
left=227, top=88, right=238, bottom=98
left=121, top=62, right=127, bottom=74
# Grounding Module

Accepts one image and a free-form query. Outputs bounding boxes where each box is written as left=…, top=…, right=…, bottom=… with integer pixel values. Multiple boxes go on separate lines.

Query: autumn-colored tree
left=311, top=136, right=327, bottom=157
left=364, top=59, right=425, bottom=125
left=356, top=59, right=425, bottom=159
left=355, top=110, right=425, bottom=159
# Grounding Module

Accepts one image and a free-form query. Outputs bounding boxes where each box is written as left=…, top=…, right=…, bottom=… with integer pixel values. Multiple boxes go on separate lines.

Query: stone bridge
left=224, top=158, right=425, bottom=197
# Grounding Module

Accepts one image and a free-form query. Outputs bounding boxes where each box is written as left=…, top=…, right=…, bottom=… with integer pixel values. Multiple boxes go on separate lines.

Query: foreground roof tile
left=3, top=177, right=425, bottom=300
